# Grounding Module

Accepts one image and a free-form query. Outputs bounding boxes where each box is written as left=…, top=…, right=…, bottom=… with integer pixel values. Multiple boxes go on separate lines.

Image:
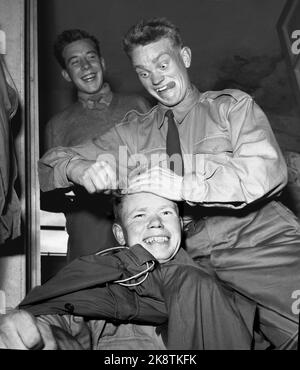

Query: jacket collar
left=78, top=82, right=113, bottom=109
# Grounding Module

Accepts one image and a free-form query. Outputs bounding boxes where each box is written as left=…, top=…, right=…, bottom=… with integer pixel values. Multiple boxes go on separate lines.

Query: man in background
left=42, top=29, right=150, bottom=261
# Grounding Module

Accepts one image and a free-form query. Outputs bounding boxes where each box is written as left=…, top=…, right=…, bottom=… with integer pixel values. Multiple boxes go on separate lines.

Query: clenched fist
left=0, top=310, right=57, bottom=350
left=67, top=159, right=117, bottom=194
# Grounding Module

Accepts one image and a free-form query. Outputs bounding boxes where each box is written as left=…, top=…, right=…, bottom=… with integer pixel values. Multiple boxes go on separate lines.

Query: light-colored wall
left=0, top=0, right=26, bottom=312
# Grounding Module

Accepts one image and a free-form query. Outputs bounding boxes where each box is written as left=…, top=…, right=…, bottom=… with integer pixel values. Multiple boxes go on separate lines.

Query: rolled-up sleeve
left=38, top=125, right=127, bottom=192
left=184, top=94, right=287, bottom=208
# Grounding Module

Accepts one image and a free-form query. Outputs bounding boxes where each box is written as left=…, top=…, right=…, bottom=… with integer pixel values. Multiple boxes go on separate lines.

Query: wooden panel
left=25, top=0, right=41, bottom=290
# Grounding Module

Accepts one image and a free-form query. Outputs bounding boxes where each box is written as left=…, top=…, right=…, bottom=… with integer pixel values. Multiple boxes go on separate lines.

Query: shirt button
left=64, top=303, right=75, bottom=313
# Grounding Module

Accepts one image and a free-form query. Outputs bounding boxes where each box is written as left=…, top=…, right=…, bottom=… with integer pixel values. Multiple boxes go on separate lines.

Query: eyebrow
left=66, top=50, right=98, bottom=64
left=134, top=51, right=170, bottom=70
left=128, top=207, right=147, bottom=216
left=129, top=204, right=177, bottom=217
left=86, top=50, right=98, bottom=55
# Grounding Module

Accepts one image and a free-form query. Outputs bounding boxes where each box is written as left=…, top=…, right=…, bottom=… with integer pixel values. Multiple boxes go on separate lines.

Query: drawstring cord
left=95, top=246, right=155, bottom=287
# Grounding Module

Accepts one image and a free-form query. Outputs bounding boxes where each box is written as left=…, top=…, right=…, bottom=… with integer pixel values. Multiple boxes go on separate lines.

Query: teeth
left=156, top=85, right=167, bottom=93
left=82, top=74, right=95, bottom=82
left=144, top=236, right=169, bottom=244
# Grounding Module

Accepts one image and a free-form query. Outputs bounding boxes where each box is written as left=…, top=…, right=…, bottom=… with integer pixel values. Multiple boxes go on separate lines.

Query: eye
left=162, top=210, right=172, bottom=216
left=70, top=59, right=79, bottom=66
left=88, top=53, right=98, bottom=60
left=134, top=213, right=145, bottom=219
left=138, top=71, right=149, bottom=79
left=160, top=62, right=168, bottom=70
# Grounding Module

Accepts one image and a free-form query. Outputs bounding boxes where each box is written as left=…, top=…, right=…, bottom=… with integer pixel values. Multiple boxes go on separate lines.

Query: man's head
left=123, top=18, right=192, bottom=107
left=112, top=192, right=183, bottom=264
left=54, top=29, right=105, bottom=95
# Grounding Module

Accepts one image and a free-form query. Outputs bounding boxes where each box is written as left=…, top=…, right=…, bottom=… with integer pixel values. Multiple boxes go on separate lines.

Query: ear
left=61, top=69, right=72, bottom=83
left=180, top=46, right=192, bottom=68
left=100, top=57, right=106, bottom=72
left=112, top=223, right=126, bottom=246
left=179, top=217, right=184, bottom=231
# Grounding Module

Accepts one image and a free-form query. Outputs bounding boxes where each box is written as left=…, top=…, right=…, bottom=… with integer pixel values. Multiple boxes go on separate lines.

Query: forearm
left=38, top=147, right=90, bottom=192
left=182, top=97, right=288, bottom=207
left=38, top=129, right=123, bottom=192
left=182, top=150, right=287, bottom=207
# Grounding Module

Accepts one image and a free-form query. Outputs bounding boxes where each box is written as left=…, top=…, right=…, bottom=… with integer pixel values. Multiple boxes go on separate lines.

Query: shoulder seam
left=202, top=89, right=251, bottom=102
left=122, top=104, right=157, bottom=122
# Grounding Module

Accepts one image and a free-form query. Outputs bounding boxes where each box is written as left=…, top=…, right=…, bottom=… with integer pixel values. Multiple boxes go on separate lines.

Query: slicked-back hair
left=123, top=17, right=183, bottom=58
left=54, top=29, right=101, bottom=69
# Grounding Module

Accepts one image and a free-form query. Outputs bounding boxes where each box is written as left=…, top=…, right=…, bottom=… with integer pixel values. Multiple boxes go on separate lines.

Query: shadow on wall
left=212, top=53, right=296, bottom=114
left=208, top=52, right=300, bottom=153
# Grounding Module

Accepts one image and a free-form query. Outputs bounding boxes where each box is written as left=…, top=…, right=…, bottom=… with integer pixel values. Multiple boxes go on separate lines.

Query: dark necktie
left=165, top=109, right=184, bottom=176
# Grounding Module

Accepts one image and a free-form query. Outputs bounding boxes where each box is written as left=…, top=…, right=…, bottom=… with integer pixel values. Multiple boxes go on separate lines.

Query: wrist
left=182, top=172, right=203, bottom=203
left=66, top=157, right=83, bottom=184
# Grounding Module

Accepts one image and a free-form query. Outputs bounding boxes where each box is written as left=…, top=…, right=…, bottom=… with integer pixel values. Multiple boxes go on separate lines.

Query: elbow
left=277, top=155, right=288, bottom=189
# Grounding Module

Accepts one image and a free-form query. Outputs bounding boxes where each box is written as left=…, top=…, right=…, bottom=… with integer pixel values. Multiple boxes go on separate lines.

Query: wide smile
left=81, top=73, right=97, bottom=82
left=143, top=236, right=170, bottom=245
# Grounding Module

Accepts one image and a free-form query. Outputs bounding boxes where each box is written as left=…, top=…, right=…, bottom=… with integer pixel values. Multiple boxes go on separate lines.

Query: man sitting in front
left=0, top=192, right=256, bottom=350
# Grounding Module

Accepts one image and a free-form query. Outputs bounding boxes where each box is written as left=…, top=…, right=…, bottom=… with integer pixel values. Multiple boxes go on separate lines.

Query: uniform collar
left=78, top=82, right=113, bottom=109
left=156, top=84, right=201, bottom=128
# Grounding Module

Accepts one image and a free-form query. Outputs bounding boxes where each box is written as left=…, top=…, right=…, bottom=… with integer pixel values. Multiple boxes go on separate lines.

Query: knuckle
left=26, top=334, right=41, bottom=349
left=18, top=309, right=32, bottom=320
left=0, top=314, right=16, bottom=330
left=46, top=338, right=58, bottom=350
left=92, top=162, right=101, bottom=170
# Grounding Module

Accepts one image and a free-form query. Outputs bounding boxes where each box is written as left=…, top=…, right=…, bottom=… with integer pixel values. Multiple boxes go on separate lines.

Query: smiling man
left=59, top=35, right=105, bottom=96
left=42, top=29, right=150, bottom=261
left=113, top=192, right=182, bottom=264
left=0, top=192, right=255, bottom=350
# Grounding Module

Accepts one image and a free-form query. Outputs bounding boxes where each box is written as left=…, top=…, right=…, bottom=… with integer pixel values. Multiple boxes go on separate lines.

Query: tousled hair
left=54, top=29, right=101, bottom=69
left=123, top=17, right=183, bottom=57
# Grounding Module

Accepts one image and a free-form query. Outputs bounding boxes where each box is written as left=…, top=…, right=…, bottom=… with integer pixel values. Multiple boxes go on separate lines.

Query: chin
left=156, top=98, right=173, bottom=107
left=87, top=85, right=101, bottom=93
left=157, top=256, right=173, bottom=264
left=156, top=251, right=174, bottom=263
left=161, top=95, right=181, bottom=107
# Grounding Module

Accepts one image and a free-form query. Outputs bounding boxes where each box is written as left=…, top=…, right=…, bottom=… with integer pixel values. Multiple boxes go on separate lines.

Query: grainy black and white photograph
left=0, top=0, right=300, bottom=355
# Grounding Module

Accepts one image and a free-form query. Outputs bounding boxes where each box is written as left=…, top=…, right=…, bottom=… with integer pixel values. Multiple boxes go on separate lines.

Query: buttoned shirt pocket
left=193, top=135, right=233, bottom=155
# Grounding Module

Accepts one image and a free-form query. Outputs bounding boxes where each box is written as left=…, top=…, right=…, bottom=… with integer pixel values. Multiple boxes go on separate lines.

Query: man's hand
left=181, top=172, right=204, bottom=203
left=124, top=166, right=183, bottom=201
left=0, top=310, right=57, bottom=350
left=66, top=159, right=117, bottom=194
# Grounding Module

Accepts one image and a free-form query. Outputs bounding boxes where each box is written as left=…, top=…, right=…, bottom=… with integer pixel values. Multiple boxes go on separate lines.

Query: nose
left=80, top=58, right=91, bottom=70
left=147, top=215, right=163, bottom=229
left=151, top=72, right=164, bottom=86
